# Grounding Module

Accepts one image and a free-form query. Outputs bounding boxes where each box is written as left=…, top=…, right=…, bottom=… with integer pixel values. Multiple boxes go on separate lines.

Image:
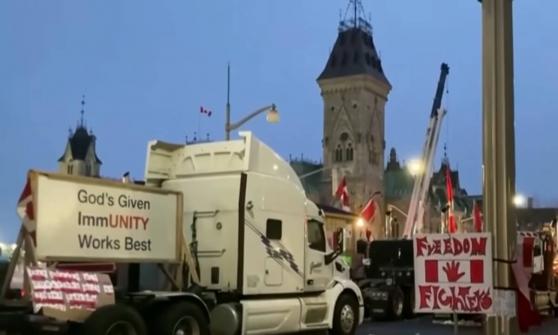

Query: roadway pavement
left=356, top=316, right=558, bottom=335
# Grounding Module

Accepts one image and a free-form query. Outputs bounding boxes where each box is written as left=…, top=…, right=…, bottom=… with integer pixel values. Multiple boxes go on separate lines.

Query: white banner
left=34, top=173, right=181, bottom=263
left=413, top=233, right=493, bottom=314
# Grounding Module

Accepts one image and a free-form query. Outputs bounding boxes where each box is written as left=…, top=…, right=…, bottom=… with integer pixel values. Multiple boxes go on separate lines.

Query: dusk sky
left=1, top=1, right=557, bottom=242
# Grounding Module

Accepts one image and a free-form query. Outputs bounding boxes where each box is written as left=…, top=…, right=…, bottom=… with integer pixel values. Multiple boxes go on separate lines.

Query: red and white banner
left=413, top=233, right=493, bottom=314
left=27, top=267, right=114, bottom=322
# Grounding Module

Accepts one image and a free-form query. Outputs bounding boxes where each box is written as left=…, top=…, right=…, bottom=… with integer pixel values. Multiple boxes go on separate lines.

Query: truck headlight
left=386, top=278, right=393, bottom=286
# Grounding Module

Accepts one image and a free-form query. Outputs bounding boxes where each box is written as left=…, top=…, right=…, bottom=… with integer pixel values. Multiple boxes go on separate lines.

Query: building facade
left=317, top=16, right=392, bottom=239
left=58, top=100, right=102, bottom=177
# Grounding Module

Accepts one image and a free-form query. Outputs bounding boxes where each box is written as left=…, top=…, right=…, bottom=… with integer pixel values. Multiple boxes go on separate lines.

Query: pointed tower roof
left=318, top=2, right=390, bottom=86
left=58, top=96, right=102, bottom=163
left=386, top=147, right=401, bottom=171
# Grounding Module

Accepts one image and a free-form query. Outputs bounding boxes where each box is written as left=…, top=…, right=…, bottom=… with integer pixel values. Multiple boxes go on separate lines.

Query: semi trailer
left=0, top=131, right=364, bottom=335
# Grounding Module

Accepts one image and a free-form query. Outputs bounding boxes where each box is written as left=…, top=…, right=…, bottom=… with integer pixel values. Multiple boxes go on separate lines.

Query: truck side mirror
left=325, top=228, right=345, bottom=265
left=333, top=228, right=345, bottom=253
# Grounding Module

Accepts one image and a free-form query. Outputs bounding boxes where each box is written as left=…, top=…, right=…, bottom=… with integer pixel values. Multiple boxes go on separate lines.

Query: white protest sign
left=490, top=289, right=516, bottom=317
left=413, top=233, right=493, bottom=314
left=33, top=171, right=182, bottom=262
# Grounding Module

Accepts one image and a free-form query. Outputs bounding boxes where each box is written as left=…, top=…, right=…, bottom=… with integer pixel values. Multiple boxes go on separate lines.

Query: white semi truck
left=0, top=131, right=363, bottom=335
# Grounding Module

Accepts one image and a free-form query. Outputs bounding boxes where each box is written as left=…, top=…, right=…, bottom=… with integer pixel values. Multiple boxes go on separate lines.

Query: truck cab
left=145, top=131, right=364, bottom=335
left=356, top=239, right=414, bottom=320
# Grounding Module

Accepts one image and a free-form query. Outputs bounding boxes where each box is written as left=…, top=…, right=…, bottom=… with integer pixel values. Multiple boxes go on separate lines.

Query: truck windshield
left=368, top=240, right=413, bottom=269
left=307, top=220, right=326, bottom=252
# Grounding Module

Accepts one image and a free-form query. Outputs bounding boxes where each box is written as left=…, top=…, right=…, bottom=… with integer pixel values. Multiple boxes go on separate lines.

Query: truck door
left=304, top=219, right=332, bottom=292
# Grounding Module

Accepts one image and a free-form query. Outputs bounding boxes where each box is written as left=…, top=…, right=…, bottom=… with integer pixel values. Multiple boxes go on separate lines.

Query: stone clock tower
left=317, top=13, right=391, bottom=238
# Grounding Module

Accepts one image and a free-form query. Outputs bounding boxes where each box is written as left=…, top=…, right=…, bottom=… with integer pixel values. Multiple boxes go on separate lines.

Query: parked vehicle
left=0, top=132, right=363, bottom=335
left=354, top=239, right=414, bottom=320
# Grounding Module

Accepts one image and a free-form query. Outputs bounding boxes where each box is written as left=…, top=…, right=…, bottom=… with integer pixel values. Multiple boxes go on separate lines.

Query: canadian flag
left=360, top=199, right=376, bottom=223
left=360, top=198, right=377, bottom=242
left=445, top=165, right=457, bottom=233
left=17, top=177, right=36, bottom=235
left=335, top=177, right=350, bottom=211
left=424, top=259, right=484, bottom=283
left=512, top=234, right=542, bottom=332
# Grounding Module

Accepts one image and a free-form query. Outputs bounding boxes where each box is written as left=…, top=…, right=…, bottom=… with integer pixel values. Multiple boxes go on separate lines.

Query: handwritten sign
left=413, top=233, right=493, bottom=314
left=27, top=267, right=115, bottom=322
left=32, top=171, right=182, bottom=262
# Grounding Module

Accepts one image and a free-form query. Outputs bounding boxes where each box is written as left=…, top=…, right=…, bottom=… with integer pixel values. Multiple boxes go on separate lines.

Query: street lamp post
left=225, top=104, right=279, bottom=140
left=223, top=64, right=280, bottom=140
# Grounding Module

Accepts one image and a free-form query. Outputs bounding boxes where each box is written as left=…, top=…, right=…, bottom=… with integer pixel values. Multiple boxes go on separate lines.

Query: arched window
left=346, top=143, right=354, bottom=161
left=335, top=145, right=343, bottom=162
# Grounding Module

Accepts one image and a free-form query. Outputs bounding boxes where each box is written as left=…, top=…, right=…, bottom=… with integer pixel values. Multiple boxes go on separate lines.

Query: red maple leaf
left=443, top=260, right=465, bottom=282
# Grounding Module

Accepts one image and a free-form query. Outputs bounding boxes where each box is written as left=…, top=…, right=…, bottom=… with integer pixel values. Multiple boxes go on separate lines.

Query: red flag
left=445, top=165, right=456, bottom=233
left=335, top=177, right=350, bottom=210
left=512, top=234, right=542, bottom=332
left=473, top=200, right=483, bottom=232
left=17, top=179, right=34, bottom=221
left=17, top=177, right=36, bottom=235
left=445, top=165, right=454, bottom=201
left=360, top=198, right=377, bottom=222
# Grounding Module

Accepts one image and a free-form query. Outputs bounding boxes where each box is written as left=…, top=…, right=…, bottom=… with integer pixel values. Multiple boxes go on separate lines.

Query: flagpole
left=225, top=62, right=231, bottom=140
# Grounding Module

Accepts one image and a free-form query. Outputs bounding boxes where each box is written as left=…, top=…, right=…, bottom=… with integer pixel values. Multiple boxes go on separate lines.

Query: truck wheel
left=388, top=287, right=404, bottom=320
left=152, top=302, right=209, bottom=335
left=331, top=294, right=358, bottom=335
left=81, top=304, right=147, bottom=335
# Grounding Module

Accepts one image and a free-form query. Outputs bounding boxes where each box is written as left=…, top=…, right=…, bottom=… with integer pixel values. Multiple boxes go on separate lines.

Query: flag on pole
left=200, top=106, right=212, bottom=117
left=473, top=200, right=483, bottom=232
left=445, top=165, right=456, bottom=233
left=360, top=199, right=377, bottom=222
left=335, top=177, right=350, bottom=211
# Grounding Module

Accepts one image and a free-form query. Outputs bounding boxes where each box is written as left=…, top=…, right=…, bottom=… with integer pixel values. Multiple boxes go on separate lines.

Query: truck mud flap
left=237, top=172, right=247, bottom=292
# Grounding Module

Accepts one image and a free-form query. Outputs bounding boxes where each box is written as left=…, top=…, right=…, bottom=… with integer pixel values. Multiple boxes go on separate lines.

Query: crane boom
left=402, top=63, right=450, bottom=238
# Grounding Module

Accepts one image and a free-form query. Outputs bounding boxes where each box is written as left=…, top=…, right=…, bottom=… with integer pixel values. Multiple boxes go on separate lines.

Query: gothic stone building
left=316, top=19, right=391, bottom=239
